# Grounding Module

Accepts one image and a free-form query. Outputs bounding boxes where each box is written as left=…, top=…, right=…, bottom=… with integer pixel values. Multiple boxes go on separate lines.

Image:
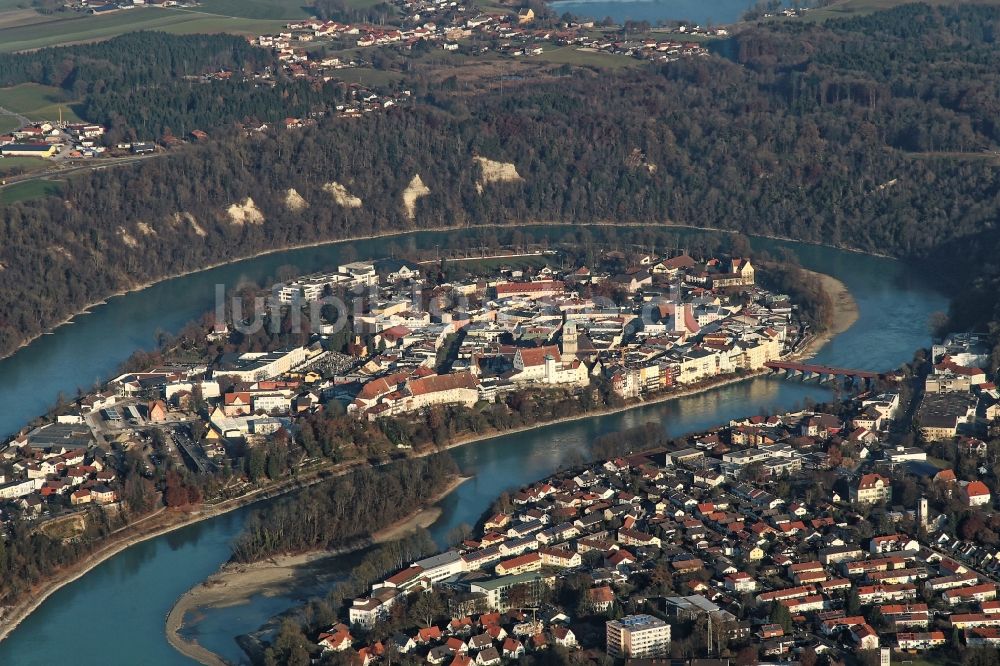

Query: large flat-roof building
left=1, top=143, right=57, bottom=158
left=606, top=614, right=671, bottom=658
left=218, top=346, right=307, bottom=382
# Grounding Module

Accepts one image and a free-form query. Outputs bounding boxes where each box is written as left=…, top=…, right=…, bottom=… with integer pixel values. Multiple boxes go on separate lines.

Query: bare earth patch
left=402, top=174, right=430, bottom=219
left=474, top=156, right=522, bottom=193
left=284, top=188, right=308, bottom=211
left=226, top=197, right=264, bottom=225
left=322, top=181, right=362, bottom=208
left=173, top=212, right=206, bottom=237
left=118, top=227, right=138, bottom=248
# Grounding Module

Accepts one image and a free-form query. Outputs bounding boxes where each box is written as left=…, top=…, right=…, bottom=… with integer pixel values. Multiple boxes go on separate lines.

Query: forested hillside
left=0, top=33, right=271, bottom=91
left=2, top=4, right=1000, bottom=358
left=0, top=33, right=322, bottom=139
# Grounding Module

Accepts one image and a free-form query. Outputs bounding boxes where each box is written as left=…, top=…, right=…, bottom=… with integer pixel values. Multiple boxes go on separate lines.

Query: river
left=0, top=227, right=946, bottom=665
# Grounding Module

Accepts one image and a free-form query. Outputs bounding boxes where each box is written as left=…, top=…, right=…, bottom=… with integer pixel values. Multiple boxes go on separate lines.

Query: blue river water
left=0, top=227, right=946, bottom=664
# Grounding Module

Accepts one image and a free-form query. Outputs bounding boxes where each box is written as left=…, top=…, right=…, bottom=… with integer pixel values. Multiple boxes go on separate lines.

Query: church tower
left=671, top=281, right=686, bottom=334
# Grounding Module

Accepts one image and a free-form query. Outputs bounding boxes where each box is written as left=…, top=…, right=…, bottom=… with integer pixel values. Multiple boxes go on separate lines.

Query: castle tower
left=562, top=321, right=578, bottom=361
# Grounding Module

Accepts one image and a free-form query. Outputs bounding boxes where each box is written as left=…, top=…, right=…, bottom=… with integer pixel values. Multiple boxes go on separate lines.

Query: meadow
left=0, top=179, right=62, bottom=205
left=532, top=46, right=639, bottom=70
left=0, top=156, right=51, bottom=177
left=0, top=83, right=85, bottom=123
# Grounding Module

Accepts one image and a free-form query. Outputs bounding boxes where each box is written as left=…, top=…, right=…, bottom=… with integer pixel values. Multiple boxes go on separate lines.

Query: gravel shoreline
left=164, top=476, right=472, bottom=665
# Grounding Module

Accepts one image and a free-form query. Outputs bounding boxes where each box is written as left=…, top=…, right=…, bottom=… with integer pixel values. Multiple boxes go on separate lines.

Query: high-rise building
left=606, top=614, right=671, bottom=658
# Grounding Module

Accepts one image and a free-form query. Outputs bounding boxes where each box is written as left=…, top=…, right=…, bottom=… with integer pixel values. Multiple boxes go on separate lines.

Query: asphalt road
left=0, top=151, right=161, bottom=191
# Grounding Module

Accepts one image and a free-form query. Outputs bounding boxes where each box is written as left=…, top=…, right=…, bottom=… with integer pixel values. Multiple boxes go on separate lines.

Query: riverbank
left=0, top=463, right=364, bottom=646
left=0, top=264, right=857, bottom=641
left=0, top=262, right=854, bottom=652
left=792, top=270, right=860, bottom=361
left=158, top=269, right=860, bottom=663
left=164, top=475, right=471, bottom=665
left=0, top=220, right=892, bottom=366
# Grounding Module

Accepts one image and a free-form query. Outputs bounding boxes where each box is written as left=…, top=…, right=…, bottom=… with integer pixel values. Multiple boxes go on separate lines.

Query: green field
left=0, top=116, right=20, bottom=134
left=0, top=7, right=288, bottom=53
left=0, top=156, right=51, bottom=177
left=0, top=179, right=63, bottom=205
left=0, top=83, right=85, bottom=123
left=198, top=0, right=314, bottom=19
left=532, top=46, right=639, bottom=70
left=797, top=0, right=1000, bottom=21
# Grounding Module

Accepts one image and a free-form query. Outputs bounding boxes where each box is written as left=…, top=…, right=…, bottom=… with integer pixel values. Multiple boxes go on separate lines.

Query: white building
left=511, top=346, right=589, bottom=386
left=220, top=347, right=307, bottom=382
left=606, top=614, right=671, bottom=658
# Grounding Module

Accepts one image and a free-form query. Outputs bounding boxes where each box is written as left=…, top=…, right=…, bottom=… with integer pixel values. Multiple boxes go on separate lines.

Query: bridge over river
left=764, top=360, right=883, bottom=385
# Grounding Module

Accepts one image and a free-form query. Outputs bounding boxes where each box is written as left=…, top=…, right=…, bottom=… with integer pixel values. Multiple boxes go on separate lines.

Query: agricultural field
left=0, top=6, right=288, bottom=53
left=0, top=6, right=64, bottom=31
left=198, top=0, right=315, bottom=19
left=0, top=179, right=63, bottom=206
left=0, top=83, right=85, bottom=123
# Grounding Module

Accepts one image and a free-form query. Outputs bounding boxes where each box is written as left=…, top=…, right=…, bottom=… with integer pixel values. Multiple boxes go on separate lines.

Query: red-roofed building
left=494, top=552, right=541, bottom=576
left=512, top=346, right=588, bottom=386
left=318, top=624, right=353, bottom=652
left=417, top=626, right=444, bottom=643
left=962, top=481, right=992, bottom=507
left=493, top=281, right=564, bottom=299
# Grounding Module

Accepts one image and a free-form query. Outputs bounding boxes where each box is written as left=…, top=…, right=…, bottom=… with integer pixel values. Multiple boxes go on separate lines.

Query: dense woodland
left=0, top=33, right=272, bottom=92
left=230, top=453, right=459, bottom=563
left=0, top=33, right=321, bottom=139
left=2, top=5, right=1000, bottom=359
